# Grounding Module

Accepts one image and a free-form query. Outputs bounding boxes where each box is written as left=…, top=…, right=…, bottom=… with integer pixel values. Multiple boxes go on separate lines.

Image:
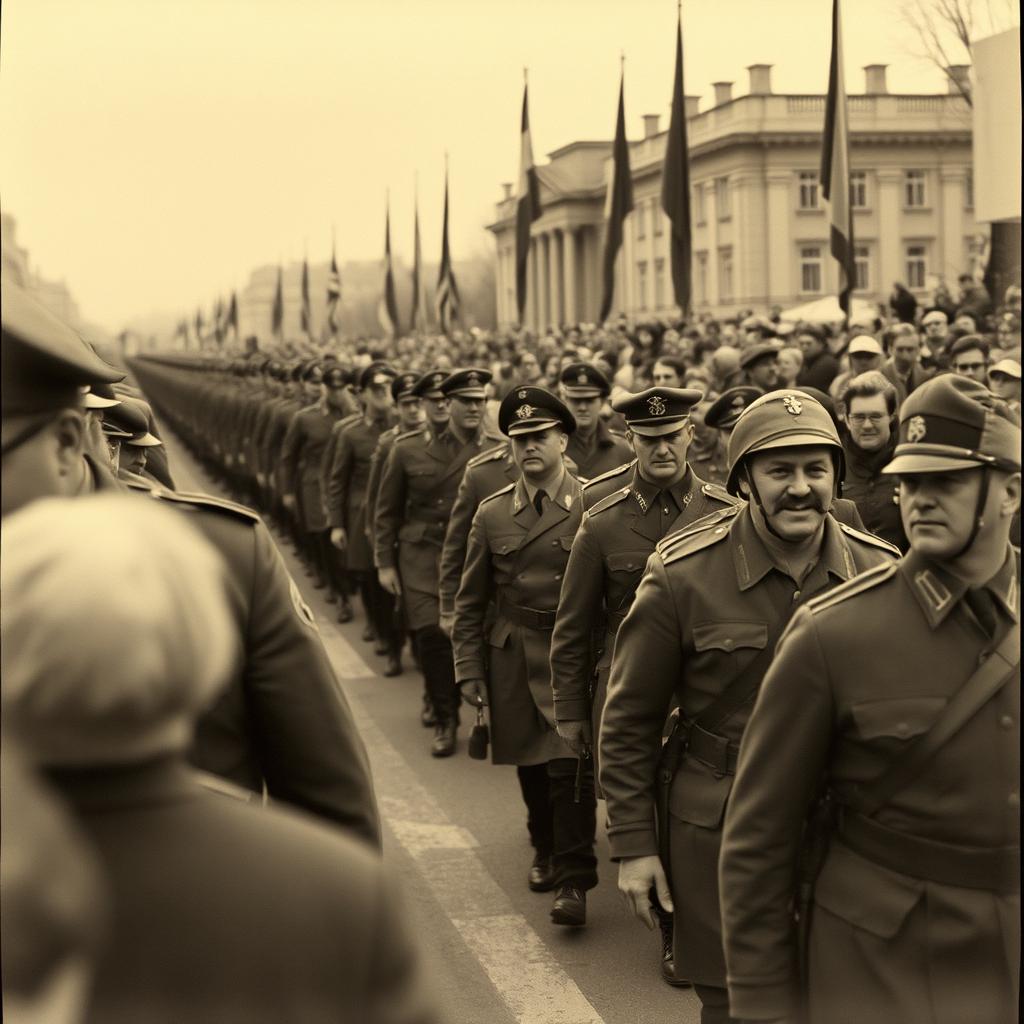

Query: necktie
left=965, top=588, right=999, bottom=641
left=533, top=489, right=547, bottom=515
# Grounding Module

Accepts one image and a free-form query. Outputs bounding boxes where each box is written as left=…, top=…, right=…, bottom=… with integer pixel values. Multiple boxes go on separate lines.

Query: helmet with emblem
left=498, top=386, right=576, bottom=437
left=725, top=389, right=844, bottom=496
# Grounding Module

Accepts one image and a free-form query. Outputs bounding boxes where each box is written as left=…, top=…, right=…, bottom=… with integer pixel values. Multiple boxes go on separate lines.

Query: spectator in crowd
left=956, top=272, right=992, bottom=323
left=652, top=356, right=688, bottom=387
left=988, top=358, right=1021, bottom=413
left=880, top=322, right=931, bottom=406
left=512, top=350, right=544, bottom=387
left=889, top=281, right=918, bottom=324
left=921, top=309, right=952, bottom=367
left=838, top=372, right=906, bottom=550
left=948, top=334, right=990, bottom=384
left=829, top=335, right=883, bottom=406
left=776, top=345, right=803, bottom=387
left=738, top=344, right=779, bottom=392
left=795, top=325, right=839, bottom=391
left=0, top=495, right=438, bottom=1024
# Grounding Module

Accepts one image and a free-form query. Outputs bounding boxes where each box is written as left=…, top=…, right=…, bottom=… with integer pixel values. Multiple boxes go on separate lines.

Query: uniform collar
left=523, top=466, right=567, bottom=506
left=731, top=506, right=857, bottom=592
left=631, top=466, right=695, bottom=517
left=901, top=547, right=1020, bottom=629
left=513, top=469, right=575, bottom=515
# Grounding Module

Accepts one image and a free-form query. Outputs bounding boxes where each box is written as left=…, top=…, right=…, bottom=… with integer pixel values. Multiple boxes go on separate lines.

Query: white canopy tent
left=779, top=295, right=880, bottom=326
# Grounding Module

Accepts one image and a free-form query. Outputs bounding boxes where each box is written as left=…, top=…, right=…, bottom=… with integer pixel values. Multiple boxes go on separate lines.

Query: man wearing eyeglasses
left=948, top=334, right=990, bottom=384
left=840, top=372, right=907, bottom=551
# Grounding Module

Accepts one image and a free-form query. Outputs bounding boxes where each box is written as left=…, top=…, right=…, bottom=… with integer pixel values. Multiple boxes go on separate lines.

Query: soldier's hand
left=439, top=612, right=455, bottom=637
left=378, top=567, right=402, bottom=597
left=330, top=527, right=347, bottom=550
left=556, top=719, right=592, bottom=755
left=618, top=855, right=673, bottom=930
left=459, top=679, right=487, bottom=708
left=257, top=472, right=266, bottom=487
left=283, top=494, right=297, bottom=511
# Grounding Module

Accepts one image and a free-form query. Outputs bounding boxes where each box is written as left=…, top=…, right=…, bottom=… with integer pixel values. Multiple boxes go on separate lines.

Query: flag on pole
left=821, top=0, right=855, bottom=323
left=271, top=266, right=284, bottom=342
left=226, top=291, right=238, bottom=340
left=661, top=9, right=693, bottom=317
left=378, top=201, right=400, bottom=338
left=213, top=296, right=225, bottom=345
left=300, top=257, right=312, bottom=339
left=194, top=308, right=205, bottom=347
left=600, top=68, right=634, bottom=322
left=514, top=79, right=542, bottom=324
left=436, top=167, right=460, bottom=336
left=326, top=238, right=341, bottom=337
left=410, top=192, right=424, bottom=334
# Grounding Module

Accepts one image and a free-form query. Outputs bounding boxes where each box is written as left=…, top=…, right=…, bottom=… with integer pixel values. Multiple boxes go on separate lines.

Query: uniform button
left=551, top=540, right=558, bottom=546
left=1000, top=715, right=1014, bottom=729
left=663, top=507, right=671, bottom=515
left=554, top=573, right=562, bottom=580
left=792, top=590, right=801, bottom=602
left=715, top=528, right=725, bottom=535
left=723, top=638, right=734, bottom=650
left=1009, top=791, right=1020, bottom=808
left=896, top=722, right=910, bottom=738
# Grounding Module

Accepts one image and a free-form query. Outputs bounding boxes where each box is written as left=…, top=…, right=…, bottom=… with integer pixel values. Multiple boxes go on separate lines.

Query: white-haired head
left=1, top=494, right=238, bottom=766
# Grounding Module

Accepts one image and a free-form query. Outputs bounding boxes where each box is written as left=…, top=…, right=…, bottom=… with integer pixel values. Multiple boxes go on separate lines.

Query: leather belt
left=498, top=599, right=557, bottom=630
left=681, top=719, right=739, bottom=777
left=838, top=809, right=1020, bottom=894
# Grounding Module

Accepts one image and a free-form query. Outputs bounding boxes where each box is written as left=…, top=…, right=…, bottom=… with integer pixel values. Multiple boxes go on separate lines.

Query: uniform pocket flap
left=668, top=761, right=734, bottom=828
left=813, top=841, right=923, bottom=938
left=693, top=621, right=768, bottom=653
left=398, top=521, right=427, bottom=542
left=493, top=535, right=524, bottom=556
left=850, top=696, right=948, bottom=741
left=607, top=551, right=649, bottom=573
left=558, top=535, right=575, bottom=551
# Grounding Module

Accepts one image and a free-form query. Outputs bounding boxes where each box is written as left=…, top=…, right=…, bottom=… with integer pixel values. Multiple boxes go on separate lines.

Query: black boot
left=657, top=907, right=690, bottom=987
left=550, top=885, right=586, bottom=927
left=430, top=721, right=456, bottom=758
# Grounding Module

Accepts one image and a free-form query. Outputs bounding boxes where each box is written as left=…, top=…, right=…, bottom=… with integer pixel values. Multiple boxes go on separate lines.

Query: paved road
left=164, top=430, right=701, bottom=1024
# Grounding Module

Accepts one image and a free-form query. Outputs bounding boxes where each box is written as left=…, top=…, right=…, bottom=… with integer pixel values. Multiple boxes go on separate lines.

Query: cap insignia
left=518, top=389, right=528, bottom=399
left=577, top=371, right=588, bottom=384
left=782, top=395, right=803, bottom=416
left=647, top=395, right=667, bottom=416
left=731, top=395, right=745, bottom=410
left=468, top=372, right=480, bottom=386
left=906, top=415, right=927, bottom=443
left=516, top=404, right=535, bottom=419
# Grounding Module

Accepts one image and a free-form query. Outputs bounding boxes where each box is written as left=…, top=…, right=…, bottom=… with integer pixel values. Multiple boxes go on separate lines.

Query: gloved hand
left=378, top=567, right=401, bottom=597
left=556, top=719, right=592, bottom=756
left=459, top=679, right=487, bottom=708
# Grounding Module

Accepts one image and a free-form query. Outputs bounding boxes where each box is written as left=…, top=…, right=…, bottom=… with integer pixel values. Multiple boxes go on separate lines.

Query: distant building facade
left=488, top=64, right=979, bottom=329
left=1, top=212, right=82, bottom=325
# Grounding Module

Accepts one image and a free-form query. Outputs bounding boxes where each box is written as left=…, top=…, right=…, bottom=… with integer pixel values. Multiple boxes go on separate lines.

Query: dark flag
left=378, top=201, right=400, bottom=338
left=600, top=69, right=634, bottom=322
left=326, top=238, right=341, bottom=337
left=661, top=9, right=693, bottom=317
left=821, top=0, right=855, bottom=322
left=226, top=291, right=238, bottom=340
left=175, top=319, right=190, bottom=348
left=410, top=193, right=424, bottom=334
left=300, top=257, right=312, bottom=339
left=271, top=266, right=284, bottom=342
left=194, top=308, right=204, bottom=347
left=436, top=167, right=460, bottom=336
left=213, top=296, right=225, bottom=344
left=515, top=79, right=541, bottom=324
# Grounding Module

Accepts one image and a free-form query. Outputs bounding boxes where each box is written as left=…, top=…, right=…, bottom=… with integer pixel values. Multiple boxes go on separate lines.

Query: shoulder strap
left=845, top=620, right=1020, bottom=818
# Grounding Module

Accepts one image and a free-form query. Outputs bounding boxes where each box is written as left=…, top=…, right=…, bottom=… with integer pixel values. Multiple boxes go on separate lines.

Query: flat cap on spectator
left=739, top=343, right=779, bottom=370
left=848, top=336, right=883, bottom=357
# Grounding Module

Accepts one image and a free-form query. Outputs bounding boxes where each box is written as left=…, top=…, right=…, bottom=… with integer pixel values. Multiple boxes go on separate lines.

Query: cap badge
left=577, top=371, right=588, bottom=384
left=731, top=395, right=745, bottom=410
left=906, top=415, right=927, bottom=443
left=647, top=395, right=667, bottom=416
left=468, top=372, right=479, bottom=386
left=518, top=389, right=528, bottom=399
left=782, top=395, right=803, bottom=416
left=516, top=404, right=535, bottom=420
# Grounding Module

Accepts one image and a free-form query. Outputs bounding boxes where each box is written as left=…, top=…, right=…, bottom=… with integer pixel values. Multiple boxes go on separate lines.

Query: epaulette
left=837, top=521, right=902, bottom=558
left=658, top=508, right=739, bottom=564
left=804, top=560, right=899, bottom=616
left=701, top=481, right=740, bottom=506
left=582, top=460, right=636, bottom=492
left=467, top=442, right=509, bottom=469
left=479, top=481, right=516, bottom=506
left=584, top=487, right=630, bottom=519
left=395, top=427, right=429, bottom=444
left=133, top=484, right=261, bottom=523
left=334, top=412, right=363, bottom=434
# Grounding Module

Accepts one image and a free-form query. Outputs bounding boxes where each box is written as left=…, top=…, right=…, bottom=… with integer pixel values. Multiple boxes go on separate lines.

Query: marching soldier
left=550, top=386, right=739, bottom=981
left=721, top=375, right=1021, bottom=1024
left=453, top=386, right=598, bottom=927
left=688, top=394, right=730, bottom=487
left=375, top=368, right=502, bottom=756
left=600, top=390, right=898, bottom=1024
left=558, top=362, right=632, bottom=481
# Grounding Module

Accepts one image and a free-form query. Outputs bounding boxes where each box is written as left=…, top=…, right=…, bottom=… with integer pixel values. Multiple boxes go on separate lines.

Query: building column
left=939, top=169, right=966, bottom=285
left=494, top=242, right=505, bottom=327
left=550, top=230, right=564, bottom=327
left=876, top=169, right=903, bottom=295
left=538, top=232, right=551, bottom=331
left=525, top=239, right=537, bottom=331
left=765, top=172, right=792, bottom=305
left=706, top=181, right=720, bottom=311
left=563, top=228, right=578, bottom=324
left=734, top=173, right=768, bottom=308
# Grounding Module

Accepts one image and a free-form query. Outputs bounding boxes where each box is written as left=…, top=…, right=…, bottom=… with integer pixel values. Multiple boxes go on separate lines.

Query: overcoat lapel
left=519, top=473, right=582, bottom=549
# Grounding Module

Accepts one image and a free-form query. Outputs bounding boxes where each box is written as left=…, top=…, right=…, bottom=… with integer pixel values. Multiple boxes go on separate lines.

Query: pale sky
left=0, top=0, right=986, bottom=329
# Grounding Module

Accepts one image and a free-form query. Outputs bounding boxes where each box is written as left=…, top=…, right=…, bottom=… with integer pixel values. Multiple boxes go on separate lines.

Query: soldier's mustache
left=773, top=496, right=826, bottom=514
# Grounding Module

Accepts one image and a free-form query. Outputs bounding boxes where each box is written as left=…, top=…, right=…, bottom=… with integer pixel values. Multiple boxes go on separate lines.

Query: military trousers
left=414, top=626, right=459, bottom=726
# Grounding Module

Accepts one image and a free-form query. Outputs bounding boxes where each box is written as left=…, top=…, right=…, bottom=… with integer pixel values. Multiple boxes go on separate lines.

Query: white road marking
left=322, top=631, right=606, bottom=1024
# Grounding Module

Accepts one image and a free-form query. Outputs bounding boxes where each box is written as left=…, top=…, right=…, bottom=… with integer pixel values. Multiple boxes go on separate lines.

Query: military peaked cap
left=441, top=367, right=492, bottom=399
left=559, top=362, right=610, bottom=398
left=358, top=361, right=396, bottom=390
left=411, top=369, right=447, bottom=399
left=498, top=386, right=576, bottom=437
left=612, top=386, right=704, bottom=436
left=391, top=372, right=420, bottom=402
left=704, top=386, right=764, bottom=431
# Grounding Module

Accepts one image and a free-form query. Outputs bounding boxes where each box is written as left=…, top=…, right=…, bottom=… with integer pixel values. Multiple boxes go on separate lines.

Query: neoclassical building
left=488, top=64, right=979, bottom=329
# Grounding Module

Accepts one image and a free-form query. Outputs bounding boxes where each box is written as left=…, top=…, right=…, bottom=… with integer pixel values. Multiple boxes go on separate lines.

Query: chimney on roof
left=642, top=114, right=660, bottom=139
left=501, top=182, right=513, bottom=201
left=946, top=64, right=970, bottom=94
left=747, top=64, right=773, bottom=95
left=863, top=64, right=888, bottom=94
left=684, top=95, right=700, bottom=119
left=713, top=81, right=733, bottom=106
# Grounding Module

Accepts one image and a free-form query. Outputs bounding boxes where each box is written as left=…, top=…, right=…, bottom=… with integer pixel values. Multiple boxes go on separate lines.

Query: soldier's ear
left=558, top=432, right=569, bottom=454
left=998, top=471, right=1021, bottom=518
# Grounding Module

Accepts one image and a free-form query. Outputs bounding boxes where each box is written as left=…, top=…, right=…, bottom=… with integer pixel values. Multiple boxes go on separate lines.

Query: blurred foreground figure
left=1, top=495, right=440, bottom=1024
left=721, top=376, right=1021, bottom=1023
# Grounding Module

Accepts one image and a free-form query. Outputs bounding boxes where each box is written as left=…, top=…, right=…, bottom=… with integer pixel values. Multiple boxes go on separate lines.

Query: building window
left=635, top=203, right=646, bottom=241
left=904, top=170, right=927, bottom=208
left=964, top=169, right=974, bottom=209
left=637, top=261, right=648, bottom=310
left=694, top=183, right=706, bottom=225
left=854, top=245, right=870, bottom=290
left=718, top=247, right=734, bottom=301
left=653, top=199, right=664, bottom=236
left=654, top=258, right=665, bottom=308
left=799, top=246, right=824, bottom=293
left=715, top=177, right=731, bottom=220
left=850, top=171, right=867, bottom=209
left=696, top=251, right=708, bottom=303
left=798, top=171, right=820, bottom=210
left=905, top=244, right=928, bottom=288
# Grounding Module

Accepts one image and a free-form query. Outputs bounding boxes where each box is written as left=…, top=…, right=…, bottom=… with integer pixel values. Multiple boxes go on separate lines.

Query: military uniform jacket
left=54, top=759, right=435, bottom=1024
left=599, top=506, right=897, bottom=986
left=453, top=473, right=583, bottom=766
left=375, top=425, right=502, bottom=630
left=720, top=548, right=1020, bottom=1024
left=438, top=443, right=519, bottom=617
left=566, top=419, right=632, bottom=481
left=280, top=401, right=348, bottom=532
left=364, top=425, right=401, bottom=551
left=324, top=413, right=393, bottom=573
left=688, top=435, right=729, bottom=487
left=267, top=396, right=304, bottom=495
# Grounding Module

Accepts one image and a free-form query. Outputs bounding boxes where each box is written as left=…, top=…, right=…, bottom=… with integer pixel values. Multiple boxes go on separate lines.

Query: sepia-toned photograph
left=1, top=1, right=1019, bottom=1021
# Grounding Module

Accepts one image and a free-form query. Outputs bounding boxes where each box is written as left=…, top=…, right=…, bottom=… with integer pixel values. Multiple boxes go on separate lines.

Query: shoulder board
left=582, top=459, right=636, bottom=492
left=584, top=487, right=631, bottom=519
left=395, top=427, right=428, bottom=444
left=701, top=481, right=741, bottom=506
left=336, top=412, right=363, bottom=431
left=479, top=481, right=516, bottom=507
left=607, top=428, right=627, bottom=440
left=658, top=510, right=738, bottom=564
left=483, top=430, right=505, bottom=445
left=804, top=561, right=900, bottom=616
left=136, top=486, right=261, bottom=523
left=467, top=443, right=509, bottom=469
left=837, top=521, right=902, bottom=558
